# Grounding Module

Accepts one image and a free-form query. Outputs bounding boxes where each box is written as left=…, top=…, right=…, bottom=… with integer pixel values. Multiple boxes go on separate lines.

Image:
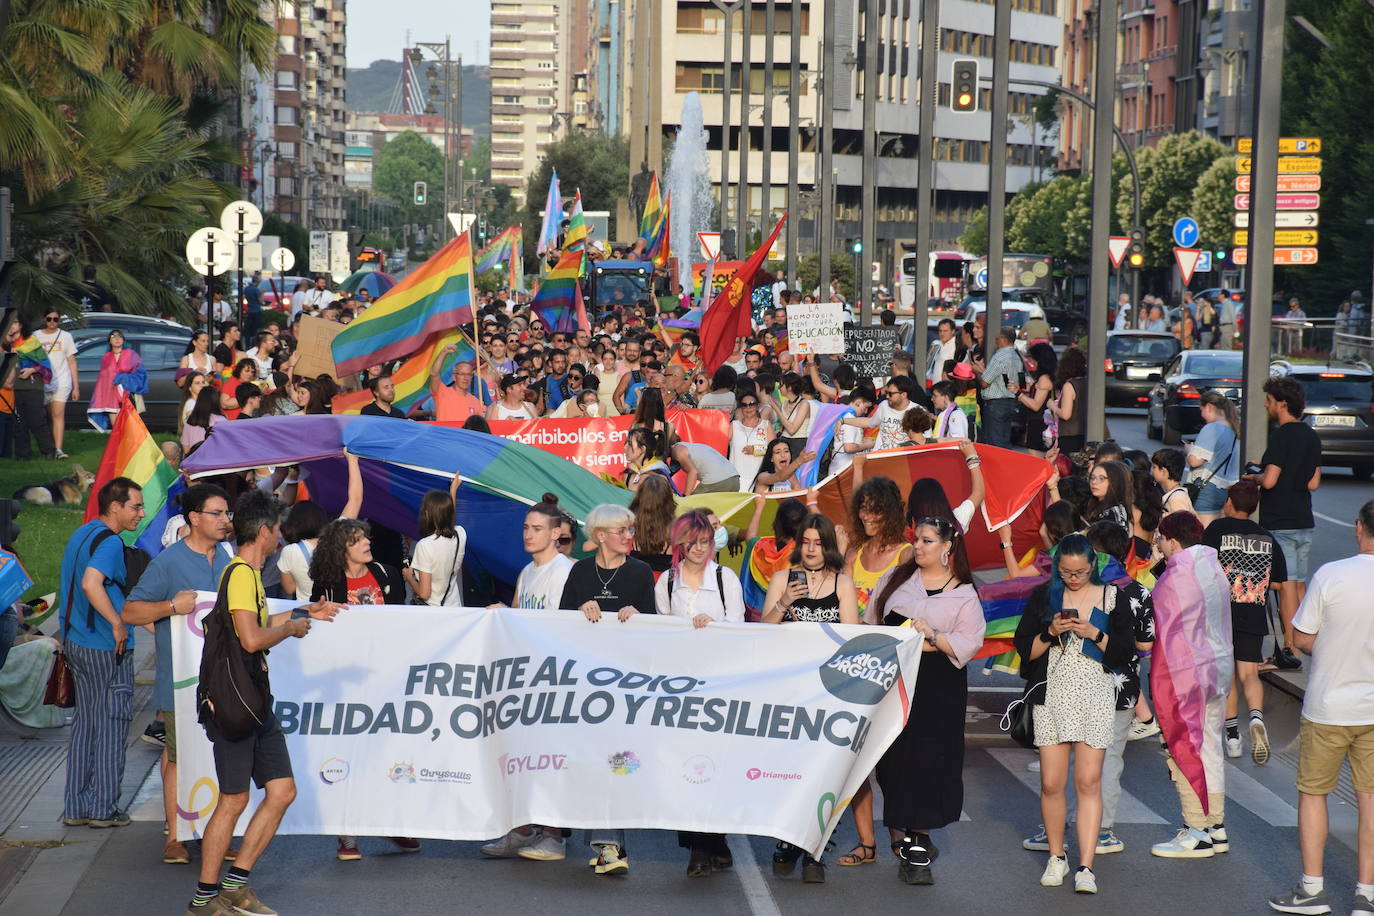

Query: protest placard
left=786, top=302, right=845, bottom=355
left=844, top=327, right=902, bottom=378
left=293, top=315, right=349, bottom=385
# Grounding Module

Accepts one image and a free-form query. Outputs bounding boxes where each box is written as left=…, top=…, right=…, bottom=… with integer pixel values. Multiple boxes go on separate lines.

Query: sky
left=345, top=0, right=489, bottom=68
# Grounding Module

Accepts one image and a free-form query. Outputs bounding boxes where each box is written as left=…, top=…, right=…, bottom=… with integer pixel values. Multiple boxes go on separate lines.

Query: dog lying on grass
left=12, top=464, right=96, bottom=506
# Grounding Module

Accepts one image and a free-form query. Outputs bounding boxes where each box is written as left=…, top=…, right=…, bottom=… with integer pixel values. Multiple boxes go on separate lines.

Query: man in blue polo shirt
left=123, top=484, right=233, bottom=865
left=59, top=477, right=145, bottom=829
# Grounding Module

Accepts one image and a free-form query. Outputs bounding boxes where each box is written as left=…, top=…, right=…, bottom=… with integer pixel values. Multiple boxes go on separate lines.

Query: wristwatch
left=1092, top=629, right=1106, bottom=646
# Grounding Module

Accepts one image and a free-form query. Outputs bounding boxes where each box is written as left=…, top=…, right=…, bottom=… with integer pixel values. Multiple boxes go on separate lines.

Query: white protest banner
left=173, top=600, right=921, bottom=856
left=786, top=302, right=845, bottom=355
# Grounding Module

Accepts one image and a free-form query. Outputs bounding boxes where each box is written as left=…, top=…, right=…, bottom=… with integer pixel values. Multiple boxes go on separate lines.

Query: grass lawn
left=1, top=428, right=175, bottom=605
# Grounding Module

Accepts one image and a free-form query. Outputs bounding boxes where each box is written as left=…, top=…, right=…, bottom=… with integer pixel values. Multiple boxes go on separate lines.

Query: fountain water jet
left=664, top=92, right=713, bottom=293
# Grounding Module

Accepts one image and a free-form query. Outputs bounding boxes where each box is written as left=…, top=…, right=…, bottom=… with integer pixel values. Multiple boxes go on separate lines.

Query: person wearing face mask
left=655, top=510, right=745, bottom=877
left=555, top=385, right=601, bottom=418
left=1013, top=535, right=1136, bottom=895
left=866, top=515, right=985, bottom=886
left=671, top=440, right=741, bottom=495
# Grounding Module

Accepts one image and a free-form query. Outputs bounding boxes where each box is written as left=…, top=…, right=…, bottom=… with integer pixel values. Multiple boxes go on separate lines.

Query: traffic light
left=1127, top=227, right=1145, bottom=269
left=852, top=240, right=863, bottom=254
left=951, top=59, right=979, bottom=112
left=413, top=181, right=427, bottom=205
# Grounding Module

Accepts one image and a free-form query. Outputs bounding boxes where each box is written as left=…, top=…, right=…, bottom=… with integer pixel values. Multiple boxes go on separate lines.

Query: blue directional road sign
left=975, top=268, right=989, bottom=289
left=1195, top=251, right=1213, bottom=273
left=1173, top=217, right=1200, bottom=249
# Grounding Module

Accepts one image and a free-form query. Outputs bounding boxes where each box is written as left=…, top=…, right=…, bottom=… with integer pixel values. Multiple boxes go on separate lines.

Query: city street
left=40, top=686, right=1359, bottom=916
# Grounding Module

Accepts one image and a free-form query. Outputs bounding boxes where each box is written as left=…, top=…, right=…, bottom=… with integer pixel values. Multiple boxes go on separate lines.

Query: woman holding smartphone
left=1012, top=535, right=1135, bottom=895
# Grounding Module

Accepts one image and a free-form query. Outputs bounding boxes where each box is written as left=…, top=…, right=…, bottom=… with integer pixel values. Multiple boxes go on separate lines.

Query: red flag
left=574, top=277, right=590, bottom=333
left=699, top=214, right=787, bottom=374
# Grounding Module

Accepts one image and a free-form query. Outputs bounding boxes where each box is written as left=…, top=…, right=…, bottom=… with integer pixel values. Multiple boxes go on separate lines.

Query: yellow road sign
left=1232, top=230, right=1319, bottom=247
left=1236, top=137, right=1322, bottom=155
left=1237, top=156, right=1324, bottom=174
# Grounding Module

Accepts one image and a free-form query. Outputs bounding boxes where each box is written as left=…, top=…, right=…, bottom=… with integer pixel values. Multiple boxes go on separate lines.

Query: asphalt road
left=55, top=679, right=1359, bottom=916
left=1106, top=407, right=1365, bottom=573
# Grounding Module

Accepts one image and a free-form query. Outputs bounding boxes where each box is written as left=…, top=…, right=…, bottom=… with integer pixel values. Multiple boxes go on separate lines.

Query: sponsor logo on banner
left=819, top=633, right=903, bottom=705
left=388, top=762, right=417, bottom=784
left=608, top=750, right=642, bottom=775
left=682, top=755, right=716, bottom=784
left=746, top=767, right=803, bottom=782
left=319, top=758, right=350, bottom=785
left=499, top=753, right=570, bottom=777
left=417, top=767, right=473, bottom=785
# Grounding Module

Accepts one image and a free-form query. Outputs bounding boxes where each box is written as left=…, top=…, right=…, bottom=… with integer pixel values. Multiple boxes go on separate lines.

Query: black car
left=1005, top=287, right=1088, bottom=345
left=1105, top=332, right=1180, bottom=407
left=1146, top=349, right=1244, bottom=444
left=69, top=330, right=195, bottom=431
left=1271, top=360, right=1374, bottom=480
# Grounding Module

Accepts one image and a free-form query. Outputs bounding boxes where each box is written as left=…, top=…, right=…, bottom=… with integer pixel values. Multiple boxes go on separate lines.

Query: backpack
left=666, top=564, right=727, bottom=615
left=63, top=527, right=151, bottom=637
left=196, top=561, right=271, bottom=741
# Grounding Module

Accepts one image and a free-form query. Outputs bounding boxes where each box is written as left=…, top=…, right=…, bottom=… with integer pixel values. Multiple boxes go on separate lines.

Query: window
left=277, top=35, right=297, bottom=55
left=278, top=177, right=296, bottom=195
left=136, top=340, right=183, bottom=370
left=275, top=106, right=297, bottom=125
left=277, top=141, right=297, bottom=158
left=275, top=70, right=298, bottom=90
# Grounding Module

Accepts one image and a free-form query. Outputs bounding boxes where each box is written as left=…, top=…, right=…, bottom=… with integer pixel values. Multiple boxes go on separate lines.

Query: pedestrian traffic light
left=852, top=240, right=862, bottom=254
left=951, top=59, right=979, bottom=112
left=1127, top=227, right=1145, bottom=269
left=413, top=181, right=427, bottom=206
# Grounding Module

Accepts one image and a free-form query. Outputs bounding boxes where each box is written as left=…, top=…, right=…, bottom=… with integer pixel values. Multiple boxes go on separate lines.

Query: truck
left=586, top=259, right=653, bottom=312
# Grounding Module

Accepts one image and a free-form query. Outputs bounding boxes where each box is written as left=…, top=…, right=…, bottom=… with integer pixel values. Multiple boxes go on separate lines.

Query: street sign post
left=1232, top=229, right=1318, bottom=247
left=269, top=247, right=295, bottom=273
left=1195, top=251, right=1213, bottom=273
left=1172, top=217, right=1200, bottom=249
left=186, top=227, right=235, bottom=339
left=1233, top=211, right=1319, bottom=229
left=1234, top=193, right=1321, bottom=211
left=697, top=232, right=721, bottom=260
left=309, top=231, right=328, bottom=273
left=1174, top=248, right=1202, bottom=286
left=1235, top=175, right=1321, bottom=193
left=1236, top=137, right=1321, bottom=155
left=1107, top=236, right=1130, bottom=269
left=1233, top=247, right=1319, bottom=266
left=1236, top=156, right=1323, bottom=175
left=220, top=201, right=264, bottom=329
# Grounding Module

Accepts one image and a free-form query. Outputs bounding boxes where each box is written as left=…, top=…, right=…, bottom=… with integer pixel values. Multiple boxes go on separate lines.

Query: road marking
left=1313, top=511, right=1352, bottom=527
left=727, top=835, right=782, bottom=916
left=1224, top=762, right=1298, bottom=826
left=987, top=747, right=1167, bottom=823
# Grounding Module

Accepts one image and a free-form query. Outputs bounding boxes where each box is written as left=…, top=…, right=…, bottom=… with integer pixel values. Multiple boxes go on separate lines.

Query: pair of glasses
left=740, top=400, right=759, bottom=407
left=1060, top=567, right=1093, bottom=581
left=556, top=536, right=573, bottom=546
left=44, top=316, right=60, bottom=323
left=195, top=509, right=233, bottom=520
left=610, top=526, right=636, bottom=538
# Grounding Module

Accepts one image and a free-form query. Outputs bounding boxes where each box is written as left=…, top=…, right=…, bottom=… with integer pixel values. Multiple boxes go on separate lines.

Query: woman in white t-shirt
left=729, top=390, right=774, bottom=492
left=278, top=500, right=331, bottom=601
left=404, top=474, right=467, bottom=607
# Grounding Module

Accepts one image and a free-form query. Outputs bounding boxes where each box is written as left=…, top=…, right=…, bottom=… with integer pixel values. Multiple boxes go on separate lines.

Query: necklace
left=922, top=571, right=955, bottom=593
left=594, top=559, right=623, bottom=591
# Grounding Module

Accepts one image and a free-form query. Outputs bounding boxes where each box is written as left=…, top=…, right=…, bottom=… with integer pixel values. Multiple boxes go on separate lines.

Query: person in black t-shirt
left=1253, top=377, right=1320, bottom=670
left=556, top=503, right=655, bottom=878
left=359, top=374, right=407, bottom=419
left=1203, top=480, right=1287, bottom=766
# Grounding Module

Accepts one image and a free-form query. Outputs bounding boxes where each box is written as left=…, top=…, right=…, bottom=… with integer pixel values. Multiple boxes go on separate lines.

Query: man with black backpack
left=188, top=489, right=342, bottom=916
left=58, top=476, right=146, bottom=830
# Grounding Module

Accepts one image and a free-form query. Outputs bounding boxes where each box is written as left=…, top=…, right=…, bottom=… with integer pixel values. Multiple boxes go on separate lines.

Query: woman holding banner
left=559, top=504, right=657, bottom=876
left=867, top=516, right=985, bottom=886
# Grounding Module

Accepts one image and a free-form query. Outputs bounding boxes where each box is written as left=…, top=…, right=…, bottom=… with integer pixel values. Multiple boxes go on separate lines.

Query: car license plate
left=1126, top=367, right=1155, bottom=379
left=1220, top=389, right=1239, bottom=399
left=1313, top=415, right=1357, bottom=427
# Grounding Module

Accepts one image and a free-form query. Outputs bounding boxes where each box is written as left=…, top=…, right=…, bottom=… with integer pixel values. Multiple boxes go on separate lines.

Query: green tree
left=958, top=206, right=990, bottom=257
left=1115, top=130, right=1228, bottom=267
left=1191, top=155, right=1237, bottom=255
left=522, top=132, right=631, bottom=257
left=1008, top=177, right=1092, bottom=259
left=797, top=252, right=856, bottom=300
left=373, top=131, right=445, bottom=226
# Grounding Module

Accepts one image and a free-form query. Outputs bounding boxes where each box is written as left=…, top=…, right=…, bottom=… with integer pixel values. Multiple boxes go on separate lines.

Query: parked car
left=1002, top=287, right=1087, bottom=345
left=63, top=313, right=194, bottom=343
left=68, top=329, right=194, bottom=432
left=1270, top=359, right=1374, bottom=480
left=1145, top=349, right=1244, bottom=444
left=258, top=276, right=311, bottom=311
left=1105, top=332, right=1180, bottom=407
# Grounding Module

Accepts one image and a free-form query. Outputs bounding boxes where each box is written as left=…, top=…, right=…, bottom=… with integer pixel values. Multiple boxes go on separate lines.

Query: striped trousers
left=63, top=642, right=134, bottom=820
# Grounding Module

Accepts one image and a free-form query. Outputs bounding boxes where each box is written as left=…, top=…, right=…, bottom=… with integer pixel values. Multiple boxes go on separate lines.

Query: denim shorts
left=1272, top=527, right=1314, bottom=582
left=1192, top=481, right=1228, bottom=514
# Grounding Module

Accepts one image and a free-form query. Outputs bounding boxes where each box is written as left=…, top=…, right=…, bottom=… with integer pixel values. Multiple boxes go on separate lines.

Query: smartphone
left=290, top=607, right=312, bottom=621
left=1058, top=609, right=1078, bottom=620
left=788, top=570, right=807, bottom=589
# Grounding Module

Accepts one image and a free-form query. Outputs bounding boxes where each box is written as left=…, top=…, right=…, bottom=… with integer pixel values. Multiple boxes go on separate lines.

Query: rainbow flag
left=740, top=536, right=793, bottom=622
left=639, top=173, right=662, bottom=240
left=84, top=400, right=180, bottom=552
left=474, top=226, right=519, bottom=274
left=331, top=233, right=475, bottom=376
left=509, top=225, right=526, bottom=293
left=14, top=336, right=53, bottom=384
left=564, top=190, right=588, bottom=252
left=333, top=328, right=481, bottom=416
left=537, top=169, right=561, bottom=255
left=648, top=191, right=671, bottom=267
left=530, top=249, right=586, bottom=334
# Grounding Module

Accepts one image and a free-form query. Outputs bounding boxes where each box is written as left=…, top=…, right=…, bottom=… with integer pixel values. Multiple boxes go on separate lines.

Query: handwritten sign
left=843, top=327, right=902, bottom=379
left=786, top=303, right=845, bottom=355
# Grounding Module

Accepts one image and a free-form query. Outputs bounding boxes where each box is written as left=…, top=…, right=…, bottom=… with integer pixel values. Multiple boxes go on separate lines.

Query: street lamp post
left=785, top=0, right=800, bottom=284
left=709, top=0, right=743, bottom=242
left=737, top=0, right=751, bottom=251
left=417, top=38, right=462, bottom=240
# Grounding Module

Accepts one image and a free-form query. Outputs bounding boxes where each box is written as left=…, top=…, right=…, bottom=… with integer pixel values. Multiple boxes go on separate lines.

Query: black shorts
left=208, top=713, right=293, bottom=795
left=1233, top=631, right=1264, bottom=664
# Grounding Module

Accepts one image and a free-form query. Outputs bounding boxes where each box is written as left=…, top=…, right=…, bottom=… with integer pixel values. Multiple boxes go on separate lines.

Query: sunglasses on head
left=915, top=516, right=955, bottom=538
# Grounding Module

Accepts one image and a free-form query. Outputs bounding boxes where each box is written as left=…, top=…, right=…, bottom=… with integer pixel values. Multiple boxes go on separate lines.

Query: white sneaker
left=480, top=828, right=542, bottom=857
left=517, top=832, right=566, bottom=861
left=1208, top=824, right=1229, bottom=853
left=1040, top=855, right=1069, bottom=887
left=1251, top=719, right=1271, bottom=765
left=1129, top=718, right=1161, bottom=741
left=1226, top=734, right=1243, bottom=758
left=1074, top=866, right=1098, bottom=894
left=1151, top=826, right=1215, bottom=858
left=590, top=843, right=629, bottom=875
left=1027, top=759, right=1041, bottom=773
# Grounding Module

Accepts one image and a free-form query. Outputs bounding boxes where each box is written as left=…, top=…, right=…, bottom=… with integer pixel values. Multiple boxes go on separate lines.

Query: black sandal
left=837, top=843, right=877, bottom=866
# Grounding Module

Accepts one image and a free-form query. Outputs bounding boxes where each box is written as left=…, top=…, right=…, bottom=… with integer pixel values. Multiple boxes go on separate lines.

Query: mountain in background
left=347, top=59, right=490, bottom=136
